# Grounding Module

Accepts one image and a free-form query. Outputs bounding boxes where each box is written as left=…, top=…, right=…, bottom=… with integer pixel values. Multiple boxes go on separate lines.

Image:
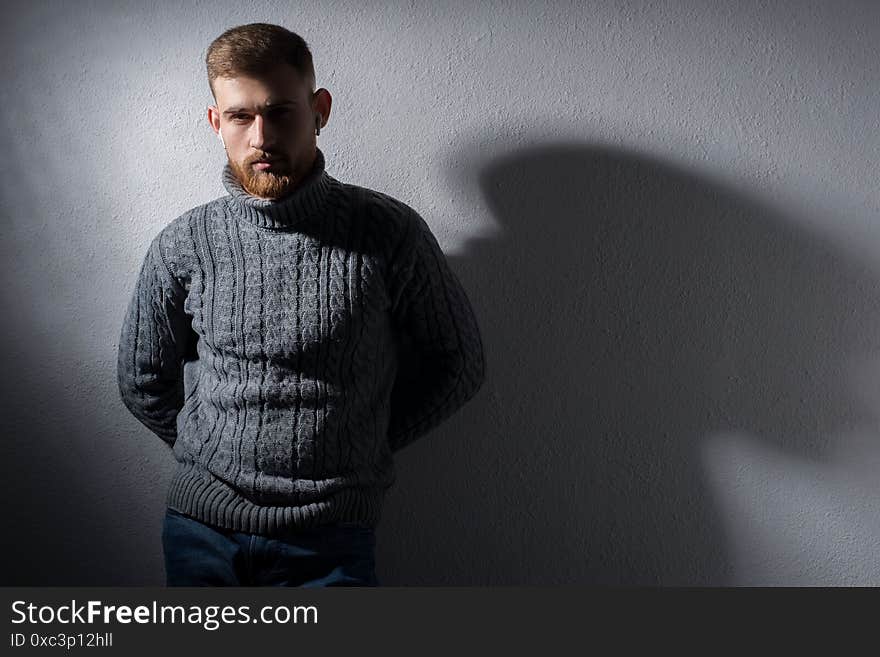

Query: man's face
left=208, top=64, right=330, bottom=200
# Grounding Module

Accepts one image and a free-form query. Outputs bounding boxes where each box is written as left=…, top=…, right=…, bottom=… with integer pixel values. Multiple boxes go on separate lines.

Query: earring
left=315, top=115, right=321, bottom=136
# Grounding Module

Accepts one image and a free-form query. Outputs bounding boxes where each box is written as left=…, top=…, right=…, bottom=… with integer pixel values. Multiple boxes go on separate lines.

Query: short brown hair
left=205, top=23, right=316, bottom=99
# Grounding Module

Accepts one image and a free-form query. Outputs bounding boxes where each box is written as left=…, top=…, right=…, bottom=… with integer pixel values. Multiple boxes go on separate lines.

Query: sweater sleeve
left=386, top=209, right=486, bottom=453
left=117, top=233, right=193, bottom=445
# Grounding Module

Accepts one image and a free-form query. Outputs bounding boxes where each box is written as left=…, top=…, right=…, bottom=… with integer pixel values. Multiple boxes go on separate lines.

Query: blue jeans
left=162, top=508, right=380, bottom=586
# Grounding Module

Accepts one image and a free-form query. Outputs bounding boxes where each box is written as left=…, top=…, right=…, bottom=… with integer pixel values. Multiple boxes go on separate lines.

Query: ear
left=312, top=89, right=332, bottom=125
left=207, top=105, right=221, bottom=135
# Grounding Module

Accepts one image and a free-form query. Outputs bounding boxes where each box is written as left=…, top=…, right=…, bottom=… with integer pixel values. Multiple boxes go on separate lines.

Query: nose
left=248, top=114, right=272, bottom=150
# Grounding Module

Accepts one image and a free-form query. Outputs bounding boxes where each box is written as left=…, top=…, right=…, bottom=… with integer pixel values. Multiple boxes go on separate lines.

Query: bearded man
left=117, top=22, right=485, bottom=587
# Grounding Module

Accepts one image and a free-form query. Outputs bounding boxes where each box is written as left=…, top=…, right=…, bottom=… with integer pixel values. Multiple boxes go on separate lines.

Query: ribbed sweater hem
left=166, top=462, right=385, bottom=535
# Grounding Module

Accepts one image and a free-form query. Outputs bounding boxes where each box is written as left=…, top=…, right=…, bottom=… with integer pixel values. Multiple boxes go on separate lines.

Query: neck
left=222, top=147, right=332, bottom=230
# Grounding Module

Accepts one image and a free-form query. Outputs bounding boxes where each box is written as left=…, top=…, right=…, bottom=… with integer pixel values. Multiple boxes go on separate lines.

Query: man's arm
left=117, top=233, right=192, bottom=445
left=386, top=209, right=486, bottom=453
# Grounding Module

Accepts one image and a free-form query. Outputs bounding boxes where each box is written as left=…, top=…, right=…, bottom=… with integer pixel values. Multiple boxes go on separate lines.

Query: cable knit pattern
left=117, top=148, right=485, bottom=535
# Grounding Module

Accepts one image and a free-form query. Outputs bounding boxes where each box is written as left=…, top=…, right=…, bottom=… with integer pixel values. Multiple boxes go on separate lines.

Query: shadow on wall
left=385, top=142, right=880, bottom=585
left=3, top=141, right=879, bottom=585
left=0, top=312, right=171, bottom=586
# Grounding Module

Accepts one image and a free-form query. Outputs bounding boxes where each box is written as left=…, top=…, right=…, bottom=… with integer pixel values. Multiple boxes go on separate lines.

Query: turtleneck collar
left=222, top=147, right=332, bottom=230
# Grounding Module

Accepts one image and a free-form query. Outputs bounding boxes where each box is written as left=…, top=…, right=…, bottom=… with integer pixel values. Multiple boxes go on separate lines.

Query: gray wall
left=2, top=0, right=879, bottom=585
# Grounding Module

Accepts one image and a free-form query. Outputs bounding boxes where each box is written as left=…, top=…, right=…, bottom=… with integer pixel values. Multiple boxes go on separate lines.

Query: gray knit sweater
left=117, top=148, right=485, bottom=535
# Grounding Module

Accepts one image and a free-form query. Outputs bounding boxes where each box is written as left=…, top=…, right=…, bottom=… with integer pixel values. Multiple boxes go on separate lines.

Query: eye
left=231, top=115, right=250, bottom=123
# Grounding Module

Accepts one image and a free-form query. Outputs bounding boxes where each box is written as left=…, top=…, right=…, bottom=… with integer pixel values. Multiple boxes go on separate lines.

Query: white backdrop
left=2, top=0, right=879, bottom=585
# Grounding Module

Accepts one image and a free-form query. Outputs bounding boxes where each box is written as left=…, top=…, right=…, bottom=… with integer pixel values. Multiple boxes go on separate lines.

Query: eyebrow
left=222, top=101, right=297, bottom=116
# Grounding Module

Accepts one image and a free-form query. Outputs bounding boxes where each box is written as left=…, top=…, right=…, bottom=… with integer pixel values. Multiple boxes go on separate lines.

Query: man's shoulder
left=339, top=181, right=420, bottom=244
left=160, top=196, right=227, bottom=236
left=151, top=196, right=227, bottom=279
left=337, top=180, right=411, bottom=217
left=155, top=195, right=229, bottom=245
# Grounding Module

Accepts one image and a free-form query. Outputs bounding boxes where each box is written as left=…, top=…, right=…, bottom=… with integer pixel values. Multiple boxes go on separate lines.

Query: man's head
left=206, top=23, right=332, bottom=200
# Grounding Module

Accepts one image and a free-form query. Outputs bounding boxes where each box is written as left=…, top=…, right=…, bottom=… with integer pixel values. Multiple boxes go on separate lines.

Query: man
left=116, top=23, right=485, bottom=587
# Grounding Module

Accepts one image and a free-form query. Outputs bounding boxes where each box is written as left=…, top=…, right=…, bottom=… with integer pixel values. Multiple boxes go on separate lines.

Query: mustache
left=246, top=154, right=284, bottom=164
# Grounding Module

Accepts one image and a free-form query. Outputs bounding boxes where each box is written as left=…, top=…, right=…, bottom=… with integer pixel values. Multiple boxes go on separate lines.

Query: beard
left=228, top=156, right=295, bottom=200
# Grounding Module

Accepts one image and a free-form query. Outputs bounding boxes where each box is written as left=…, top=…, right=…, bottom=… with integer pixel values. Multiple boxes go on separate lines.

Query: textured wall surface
left=2, top=0, right=879, bottom=585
